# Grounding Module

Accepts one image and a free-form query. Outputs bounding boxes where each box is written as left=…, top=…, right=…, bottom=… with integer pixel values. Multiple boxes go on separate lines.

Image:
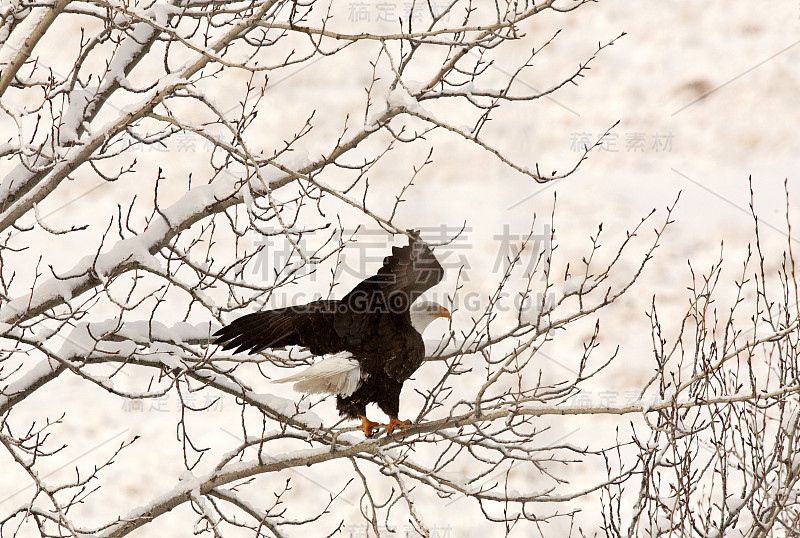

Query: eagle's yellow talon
left=360, top=415, right=379, bottom=437
left=387, top=417, right=411, bottom=435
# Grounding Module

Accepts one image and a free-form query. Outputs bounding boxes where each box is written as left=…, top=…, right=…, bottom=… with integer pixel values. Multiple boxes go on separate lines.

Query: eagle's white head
left=409, top=301, right=451, bottom=334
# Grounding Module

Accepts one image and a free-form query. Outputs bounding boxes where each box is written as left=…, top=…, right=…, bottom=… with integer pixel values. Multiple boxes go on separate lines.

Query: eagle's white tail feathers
left=273, top=352, right=362, bottom=397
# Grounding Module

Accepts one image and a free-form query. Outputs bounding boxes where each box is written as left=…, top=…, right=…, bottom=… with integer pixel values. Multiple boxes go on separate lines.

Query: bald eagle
left=213, top=231, right=449, bottom=436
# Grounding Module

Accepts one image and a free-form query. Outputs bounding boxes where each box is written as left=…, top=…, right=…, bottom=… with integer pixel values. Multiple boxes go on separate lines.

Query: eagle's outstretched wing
left=212, top=300, right=344, bottom=355
left=215, top=231, right=441, bottom=370
left=340, top=229, right=444, bottom=315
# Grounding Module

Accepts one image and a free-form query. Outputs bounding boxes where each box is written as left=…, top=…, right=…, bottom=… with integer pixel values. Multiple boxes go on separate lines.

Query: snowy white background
left=2, top=1, right=799, bottom=536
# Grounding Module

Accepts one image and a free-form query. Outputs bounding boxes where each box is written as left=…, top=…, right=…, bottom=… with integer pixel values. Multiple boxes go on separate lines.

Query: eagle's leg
left=386, top=417, right=411, bottom=435
left=360, top=415, right=378, bottom=437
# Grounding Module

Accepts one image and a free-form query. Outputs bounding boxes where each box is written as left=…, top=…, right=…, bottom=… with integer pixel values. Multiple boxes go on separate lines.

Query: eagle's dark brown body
left=213, top=231, right=445, bottom=433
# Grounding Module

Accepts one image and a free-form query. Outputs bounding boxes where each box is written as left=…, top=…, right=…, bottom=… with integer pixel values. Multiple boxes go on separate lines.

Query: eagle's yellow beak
left=437, top=306, right=451, bottom=319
